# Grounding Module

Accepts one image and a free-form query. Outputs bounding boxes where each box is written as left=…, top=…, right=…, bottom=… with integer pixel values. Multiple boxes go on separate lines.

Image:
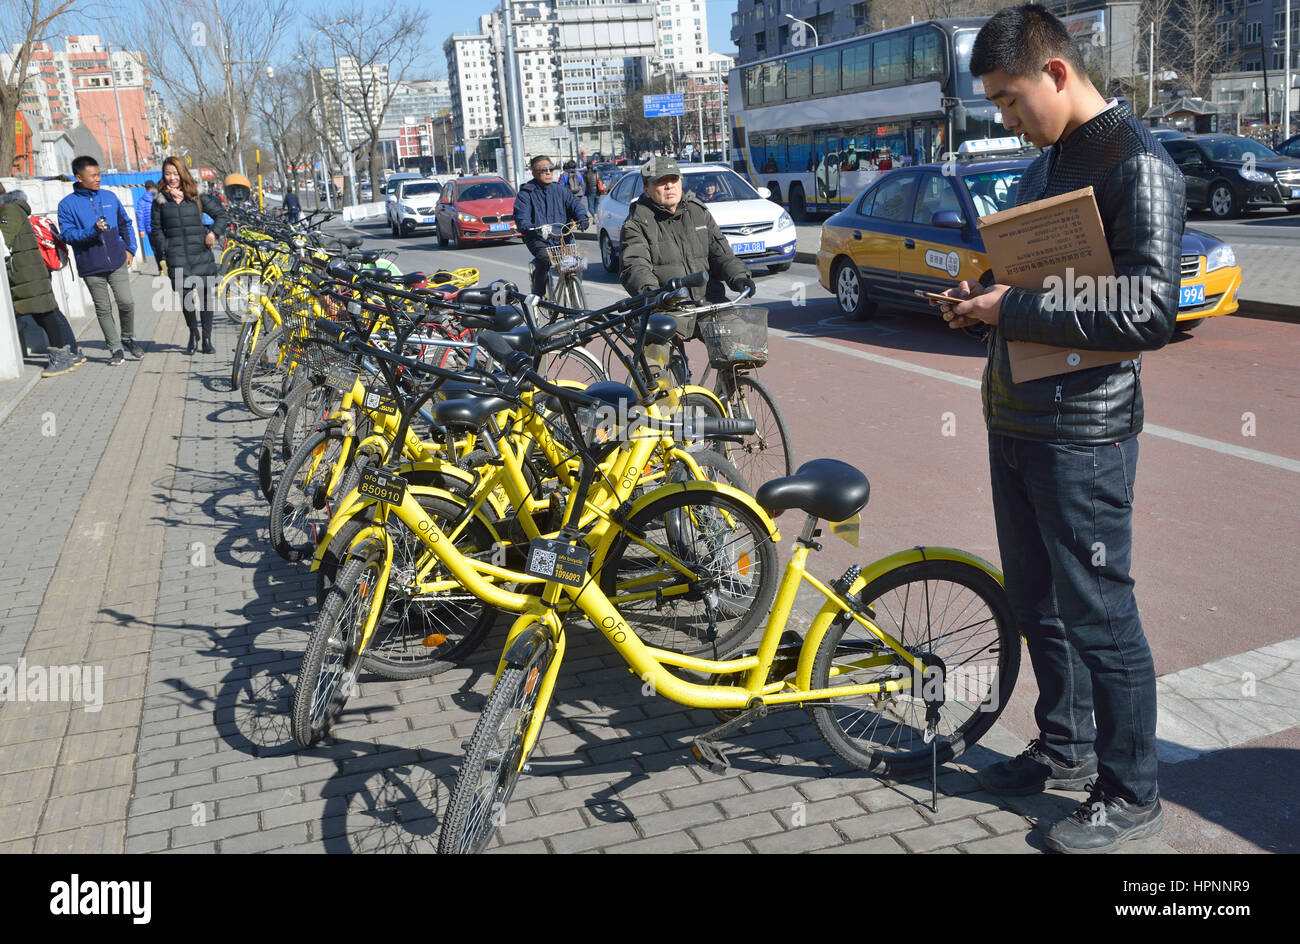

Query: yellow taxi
left=816, top=150, right=1242, bottom=332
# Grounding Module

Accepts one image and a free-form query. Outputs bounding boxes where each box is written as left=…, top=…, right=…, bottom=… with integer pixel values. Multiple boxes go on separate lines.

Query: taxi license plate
left=489, top=222, right=510, bottom=232
left=732, top=240, right=765, bottom=255
left=1179, top=284, right=1205, bottom=308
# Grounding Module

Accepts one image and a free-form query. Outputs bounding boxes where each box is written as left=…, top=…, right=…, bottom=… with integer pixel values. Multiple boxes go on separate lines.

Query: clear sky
left=425, top=0, right=738, bottom=67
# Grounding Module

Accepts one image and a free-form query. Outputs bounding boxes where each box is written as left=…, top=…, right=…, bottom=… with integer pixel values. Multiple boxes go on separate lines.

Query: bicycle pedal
left=691, top=738, right=730, bottom=775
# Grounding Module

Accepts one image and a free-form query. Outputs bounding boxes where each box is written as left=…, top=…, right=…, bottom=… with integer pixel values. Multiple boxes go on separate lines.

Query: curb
left=1231, top=300, right=1300, bottom=323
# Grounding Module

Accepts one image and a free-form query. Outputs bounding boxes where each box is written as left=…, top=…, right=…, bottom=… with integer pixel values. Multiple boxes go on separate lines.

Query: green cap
left=641, top=155, right=680, bottom=183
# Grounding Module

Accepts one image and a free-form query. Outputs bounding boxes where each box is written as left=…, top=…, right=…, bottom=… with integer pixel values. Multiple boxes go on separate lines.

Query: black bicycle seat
left=754, top=459, right=870, bottom=522
left=432, top=396, right=512, bottom=430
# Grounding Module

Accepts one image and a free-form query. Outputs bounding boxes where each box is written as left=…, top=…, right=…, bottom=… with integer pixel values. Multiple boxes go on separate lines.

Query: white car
left=386, top=178, right=444, bottom=238
left=596, top=163, right=797, bottom=275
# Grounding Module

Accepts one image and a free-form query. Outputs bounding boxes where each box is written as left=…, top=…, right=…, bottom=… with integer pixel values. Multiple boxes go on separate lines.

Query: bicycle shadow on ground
left=314, top=741, right=459, bottom=853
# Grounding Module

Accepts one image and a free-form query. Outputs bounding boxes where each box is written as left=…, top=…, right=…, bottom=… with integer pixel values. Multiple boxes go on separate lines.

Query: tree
left=137, top=0, right=293, bottom=177
left=0, top=0, right=78, bottom=175
left=305, top=3, right=424, bottom=202
left=1169, top=0, right=1223, bottom=103
left=256, top=66, right=317, bottom=192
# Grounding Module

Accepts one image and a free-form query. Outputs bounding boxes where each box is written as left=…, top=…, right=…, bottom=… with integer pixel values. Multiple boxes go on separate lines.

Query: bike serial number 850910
left=358, top=468, right=407, bottom=505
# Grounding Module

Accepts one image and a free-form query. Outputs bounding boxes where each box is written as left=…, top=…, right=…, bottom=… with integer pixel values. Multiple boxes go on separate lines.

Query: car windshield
left=961, top=170, right=1022, bottom=215
left=401, top=182, right=441, bottom=197
left=1203, top=138, right=1278, bottom=161
left=684, top=170, right=760, bottom=202
left=457, top=180, right=514, bottom=201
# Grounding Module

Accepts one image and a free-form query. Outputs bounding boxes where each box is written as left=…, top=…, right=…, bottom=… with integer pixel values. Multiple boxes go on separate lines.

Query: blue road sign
left=643, top=94, right=685, bottom=118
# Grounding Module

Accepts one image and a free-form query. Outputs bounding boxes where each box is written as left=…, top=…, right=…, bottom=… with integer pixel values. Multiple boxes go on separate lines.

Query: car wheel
left=1176, top=318, right=1206, bottom=332
left=437, top=222, right=448, bottom=248
left=833, top=258, right=873, bottom=321
left=768, top=262, right=791, bottom=274
left=450, top=224, right=462, bottom=249
left=600, top=231, right=618, bottom=273
left=1208, top=182, right=1240, bottom=220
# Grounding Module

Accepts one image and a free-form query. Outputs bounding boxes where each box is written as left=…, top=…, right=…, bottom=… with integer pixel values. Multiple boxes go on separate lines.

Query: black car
left=1162, top=135, right=1300, bottom=219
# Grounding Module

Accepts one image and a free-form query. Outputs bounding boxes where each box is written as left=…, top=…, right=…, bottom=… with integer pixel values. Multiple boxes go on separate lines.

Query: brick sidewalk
left=0, top=286, right=1179, bottom=853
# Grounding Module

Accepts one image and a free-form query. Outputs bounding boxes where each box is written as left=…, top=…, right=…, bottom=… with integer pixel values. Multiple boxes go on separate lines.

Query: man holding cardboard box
left=938, top=4, right=1184, bottom=854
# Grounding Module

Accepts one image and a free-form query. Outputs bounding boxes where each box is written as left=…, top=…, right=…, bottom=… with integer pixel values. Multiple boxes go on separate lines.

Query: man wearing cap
left=619, top=156, right=753, bottom=303
left=513, top=154, right=590, bottom=298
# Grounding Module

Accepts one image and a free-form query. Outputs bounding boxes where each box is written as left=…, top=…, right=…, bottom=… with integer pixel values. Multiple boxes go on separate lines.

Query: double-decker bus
left=729, top=18, right=1006, bottom=220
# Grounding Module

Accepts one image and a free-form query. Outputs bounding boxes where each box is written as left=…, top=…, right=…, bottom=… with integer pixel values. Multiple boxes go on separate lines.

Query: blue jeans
left=988, top=433, right=1158, bottom=805
left=586, top=193, right=599, bottom=217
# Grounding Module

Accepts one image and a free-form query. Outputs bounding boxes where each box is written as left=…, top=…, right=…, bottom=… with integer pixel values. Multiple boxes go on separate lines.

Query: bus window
left=912, top=29, right=944, bottom=83
left=872, top=34, right=907, bottom=86
left=762, top=61, right=786, bottom=103
left=786, top=54, right=811, bottom=99
left=788, top=132, right=812, bottom=174
left=841, top=41, right=871, bottom=90
left=744, top=66, right=763, bottom=108
left=812, top=49, right=839, bottom=94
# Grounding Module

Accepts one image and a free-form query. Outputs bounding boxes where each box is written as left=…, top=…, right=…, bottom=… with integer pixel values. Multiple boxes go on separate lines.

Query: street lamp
left=783, top=14, right=819, bottom=49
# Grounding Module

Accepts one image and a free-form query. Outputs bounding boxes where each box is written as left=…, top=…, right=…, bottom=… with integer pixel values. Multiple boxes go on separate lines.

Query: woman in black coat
left=150, top=156, right=229, bottom=353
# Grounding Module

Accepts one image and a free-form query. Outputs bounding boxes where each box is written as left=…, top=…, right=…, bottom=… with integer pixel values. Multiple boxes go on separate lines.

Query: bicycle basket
left=696, top=305, right=769, bottom=367
left=544, top=241, right=589, bottom=273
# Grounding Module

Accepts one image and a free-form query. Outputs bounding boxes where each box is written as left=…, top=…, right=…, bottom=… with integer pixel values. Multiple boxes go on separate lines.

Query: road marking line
left=770, top=326, right=1300, bottom=474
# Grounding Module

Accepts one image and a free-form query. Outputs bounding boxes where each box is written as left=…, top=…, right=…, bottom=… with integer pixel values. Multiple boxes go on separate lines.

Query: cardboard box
left=977, top=186, right=1138, bottom=383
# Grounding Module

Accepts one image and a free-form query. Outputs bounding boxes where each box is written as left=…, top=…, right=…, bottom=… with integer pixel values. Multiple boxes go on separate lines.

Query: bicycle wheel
left=269, top=426, right=350, bottom=563
left=230, top=315, right=258, bottom=393
left=599, top=488, right=777, bottom=656
left=219, top=270, right=258, bottom=324
left=321, top=491, right=500, bottom=680
left=808, top=559, right=1020, bottom=777
left=438, top=628, right=556, bottom=854
left=241, top=321, right=298, bottom=419
left=291, top=538, right=385, bottom=747
left=538, top=344, right=606, bottom=388
left=716, top=372, right=795, bottom=487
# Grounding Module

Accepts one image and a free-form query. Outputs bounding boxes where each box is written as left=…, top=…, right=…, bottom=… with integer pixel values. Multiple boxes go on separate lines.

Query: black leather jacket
left=983, top=102, right=1186, bottom=444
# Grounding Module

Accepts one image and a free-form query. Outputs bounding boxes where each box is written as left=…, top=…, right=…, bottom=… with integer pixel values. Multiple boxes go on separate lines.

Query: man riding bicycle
left=513, top=154, right=590, bottom=298
left=619, top=156, right=754, bottom=304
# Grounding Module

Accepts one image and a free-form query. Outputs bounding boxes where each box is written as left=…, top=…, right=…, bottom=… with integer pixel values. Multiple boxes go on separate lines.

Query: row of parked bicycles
left=214, top=205, right=1021, bottom=854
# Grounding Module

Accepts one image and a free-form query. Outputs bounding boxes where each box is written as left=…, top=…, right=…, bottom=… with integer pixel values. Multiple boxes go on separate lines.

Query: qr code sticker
left=531, top=548, right=557, bottom=576
left=364, top=392, right=379, bottom=408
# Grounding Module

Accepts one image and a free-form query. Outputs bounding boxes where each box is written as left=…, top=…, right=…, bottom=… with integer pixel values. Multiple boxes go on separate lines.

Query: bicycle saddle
left=456, top=306, right=524, bottom=332
left=432, top=395, right=513, bottom=430
left=754, top=458, right=870, bottom=522
left=346, top=249, right=382, bottom=265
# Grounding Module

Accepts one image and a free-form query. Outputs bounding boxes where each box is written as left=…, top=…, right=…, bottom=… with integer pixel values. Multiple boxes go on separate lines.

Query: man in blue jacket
left=134, top=179, right=158, bottom=275
left=512, top=154, right=589, bottom=298
left=58, top=156, right=141, bottom=365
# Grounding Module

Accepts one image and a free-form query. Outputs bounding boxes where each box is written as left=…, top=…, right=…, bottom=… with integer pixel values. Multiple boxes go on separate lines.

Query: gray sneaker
left=1044, top=781, right=1165, bottom=854
left=42, top=346, right=77, bottom=377
left=108, top=349, right=125, bottom=366
left=123, top=338, right=146, bottom=359
left=978, top=738, right=1098, bottom=796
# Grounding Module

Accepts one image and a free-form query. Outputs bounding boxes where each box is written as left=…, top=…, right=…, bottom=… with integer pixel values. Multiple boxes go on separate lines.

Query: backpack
left=566, top=172, right=584, bottom=195
left=28, top=215, right=68, bottom=271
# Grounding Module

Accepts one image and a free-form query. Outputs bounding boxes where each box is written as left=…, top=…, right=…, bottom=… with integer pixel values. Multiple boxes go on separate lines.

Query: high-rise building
left=656, top=0, right=711, bottom=74
left=2, top=35, right=164, bottom=172
left=319, top=55, right=390, bottom=164
left=444, top=23, right=500, bottom=172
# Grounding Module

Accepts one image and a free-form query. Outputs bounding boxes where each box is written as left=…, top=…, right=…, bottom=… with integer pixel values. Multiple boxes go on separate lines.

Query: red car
left=434, top=175, right=519, bottom=247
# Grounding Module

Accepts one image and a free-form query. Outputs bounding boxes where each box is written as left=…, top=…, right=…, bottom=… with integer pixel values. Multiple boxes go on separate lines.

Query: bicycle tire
left=438, top=629, right=556, bottom=854
left=291, top=538, right=384, bottom=747
left=319, top=490, right=499, bottom=680
left=599, top=488, right=778, bottom=656
left=230, top=315, right=258, bottom=393
left=716, top=372, right=795, bottom=487
left=241, top=320, right=301, bottom=419
left=807, top=559, right=1020, bottom=777
left=269, top=426, right=350, bottom=563
left=258, top=394, right=293, bottom=505
left=219, top=270, right=258, bottom=324
left=538, top=344, right=606, bottom=388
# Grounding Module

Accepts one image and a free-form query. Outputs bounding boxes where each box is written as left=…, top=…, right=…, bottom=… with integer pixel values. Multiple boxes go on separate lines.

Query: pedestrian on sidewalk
left=583, top=162, right=602, bottom=217
left=938, top=3, right=1183, bottom=855
left=135, top=180, right=159, bottom=275
left=0, top=183, right=85, bottom=376
left=150, top=156, right=229, bottom=355
left=283, top=187, right=301, bottom=223
left=57, top=155, right=141, bottom=365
